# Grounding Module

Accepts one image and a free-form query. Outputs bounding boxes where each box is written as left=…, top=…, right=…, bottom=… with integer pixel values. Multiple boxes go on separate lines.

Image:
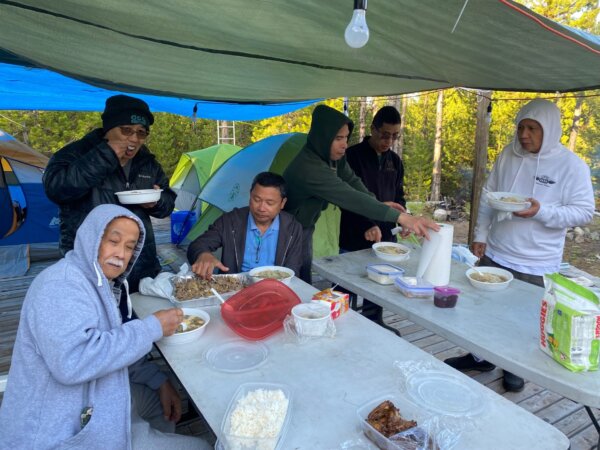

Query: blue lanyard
left=255, top=234, right=262, bottom=263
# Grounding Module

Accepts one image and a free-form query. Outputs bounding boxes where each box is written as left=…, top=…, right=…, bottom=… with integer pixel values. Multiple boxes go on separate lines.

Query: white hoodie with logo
left=474, top=99, right=595, bottom=275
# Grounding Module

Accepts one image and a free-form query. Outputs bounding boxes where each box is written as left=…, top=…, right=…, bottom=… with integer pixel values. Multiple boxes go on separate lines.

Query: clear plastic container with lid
left=394, top=276, right=434, bottom=298
left=433, top=286, right=461, bottom=308
left=366, top=263, right=405, bottom=285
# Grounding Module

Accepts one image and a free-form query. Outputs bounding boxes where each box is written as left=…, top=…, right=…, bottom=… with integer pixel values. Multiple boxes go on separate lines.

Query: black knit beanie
left=101, top=95, right=154, bottom=132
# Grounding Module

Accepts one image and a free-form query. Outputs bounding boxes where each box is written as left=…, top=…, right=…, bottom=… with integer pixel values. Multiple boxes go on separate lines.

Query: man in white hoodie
left=446, top=98, right=595, bottom=392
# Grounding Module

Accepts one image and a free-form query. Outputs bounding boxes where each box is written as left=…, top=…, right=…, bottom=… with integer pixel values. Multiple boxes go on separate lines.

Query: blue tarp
left=0, top=63, right=318, bottom=121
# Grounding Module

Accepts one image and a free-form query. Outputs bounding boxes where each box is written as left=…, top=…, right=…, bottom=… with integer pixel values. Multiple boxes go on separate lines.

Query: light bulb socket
left=353, top=0, right=367, bottom=11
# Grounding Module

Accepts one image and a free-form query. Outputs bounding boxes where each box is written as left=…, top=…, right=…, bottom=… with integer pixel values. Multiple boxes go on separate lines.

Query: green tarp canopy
left=0, top=1, right=598, bottom=103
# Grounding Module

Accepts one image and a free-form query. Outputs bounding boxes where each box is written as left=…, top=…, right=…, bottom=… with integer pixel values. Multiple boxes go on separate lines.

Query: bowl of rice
left=466, top=267, right=513, bottom=291
left=372, top=242, right=410, bottom=262
left=249, top=266, right=294, bottom=286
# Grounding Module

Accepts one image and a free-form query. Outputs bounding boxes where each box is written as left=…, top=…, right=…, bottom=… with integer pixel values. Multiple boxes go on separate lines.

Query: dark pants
left=480, top=255, right=544, bottom=287
left=338, top=248, right=383, bottom=321
left=300, top=226, right=315, bottom=284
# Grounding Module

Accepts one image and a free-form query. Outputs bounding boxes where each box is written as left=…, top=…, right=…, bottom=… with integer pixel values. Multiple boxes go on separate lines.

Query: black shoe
left=503, top=371, right=524, bottom=392
left=444, top=354, right=496, bottom=372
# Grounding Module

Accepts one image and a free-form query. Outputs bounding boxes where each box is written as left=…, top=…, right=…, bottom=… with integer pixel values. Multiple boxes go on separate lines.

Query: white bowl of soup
left=466, top=267, right=513, bottom=291
left=161, top=308, right=210, bottom=345
left=248, top=266, right=294, bottom=285
left=372, top=242, right=411, bottom=262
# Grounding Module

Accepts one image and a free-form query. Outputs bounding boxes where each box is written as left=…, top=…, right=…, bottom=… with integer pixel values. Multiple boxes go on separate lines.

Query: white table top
left=313, top=248, right=600, bottom=409
left=132, top=278, right=568, bottom=449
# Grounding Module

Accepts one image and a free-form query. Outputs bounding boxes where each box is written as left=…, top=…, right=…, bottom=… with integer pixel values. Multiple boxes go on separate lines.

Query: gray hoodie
left=0, top=204, right=163, bottom=449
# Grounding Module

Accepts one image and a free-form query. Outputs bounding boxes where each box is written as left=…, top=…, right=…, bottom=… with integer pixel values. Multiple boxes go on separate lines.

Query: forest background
left=1, top=0, right=599, bottom=206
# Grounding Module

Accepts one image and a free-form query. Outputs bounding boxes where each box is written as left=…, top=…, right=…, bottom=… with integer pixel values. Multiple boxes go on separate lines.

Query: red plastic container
left=220, top=279, right=301, bottom=340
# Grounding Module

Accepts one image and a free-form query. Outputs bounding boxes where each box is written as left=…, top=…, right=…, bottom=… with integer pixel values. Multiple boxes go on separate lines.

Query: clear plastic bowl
left=394, top=276, right=434, bottom=298
left=220, top=382, right=292, bottom=450
left=366, top=263, right=405, bottom=285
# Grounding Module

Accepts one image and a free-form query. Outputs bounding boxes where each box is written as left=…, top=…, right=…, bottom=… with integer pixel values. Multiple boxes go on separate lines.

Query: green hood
left=306, top=105, right=354, bottom=163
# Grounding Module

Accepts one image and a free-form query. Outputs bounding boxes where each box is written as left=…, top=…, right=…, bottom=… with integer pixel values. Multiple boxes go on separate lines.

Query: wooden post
left=468, top=91, right=491, bottom=246
left=431, top=91, right=444, bottom=202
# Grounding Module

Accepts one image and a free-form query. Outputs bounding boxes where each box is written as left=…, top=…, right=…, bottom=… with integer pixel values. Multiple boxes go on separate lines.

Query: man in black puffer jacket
left=43, top=95, right=176, bottom=293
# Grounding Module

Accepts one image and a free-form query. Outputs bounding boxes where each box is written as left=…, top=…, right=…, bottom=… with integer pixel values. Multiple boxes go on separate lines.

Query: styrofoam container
left=366, top=263, right=405, bottom=285
left=357, top=394, right=428, bottom=450
left=115, top=188, right=162, bottom=204
left=220, top=382, right=292, bottom=450
left=160, top=308, right=210, bottom=345
left=372, top=242, right=411, bottom=262
left=486, top=191, right=530, bottom=212
left=394, top=276, right=434, bottom=298
left=466, top=267, right=513, bottom=291
left=249, top=265, right=294, bottom=286
left=291, top=303, right=331, bottom=337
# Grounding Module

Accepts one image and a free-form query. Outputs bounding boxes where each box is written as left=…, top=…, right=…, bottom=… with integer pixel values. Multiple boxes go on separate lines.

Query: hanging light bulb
left=345, top=0, right=369, bottom=48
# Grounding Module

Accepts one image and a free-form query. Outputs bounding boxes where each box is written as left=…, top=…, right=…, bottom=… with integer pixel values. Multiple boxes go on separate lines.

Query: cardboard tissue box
left=311, top=288, right=349, bottom=319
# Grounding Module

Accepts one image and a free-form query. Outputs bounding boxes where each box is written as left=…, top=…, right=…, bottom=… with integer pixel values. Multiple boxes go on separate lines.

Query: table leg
left=584, top=405, right=600, bottom=449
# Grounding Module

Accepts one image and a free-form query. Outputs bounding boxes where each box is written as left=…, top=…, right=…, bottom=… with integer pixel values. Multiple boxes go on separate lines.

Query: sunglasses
left=119, top=126, right=150, bottom=139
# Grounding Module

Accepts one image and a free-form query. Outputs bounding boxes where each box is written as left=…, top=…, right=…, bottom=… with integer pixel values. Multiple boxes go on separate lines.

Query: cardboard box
left=311, top=288, right=349, bottom=319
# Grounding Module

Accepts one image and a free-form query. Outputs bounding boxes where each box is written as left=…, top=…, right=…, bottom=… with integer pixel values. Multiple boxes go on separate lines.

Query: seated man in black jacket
left=187, top=172, right=303, bottom=279
left=43, top=94, right=176, bottom=293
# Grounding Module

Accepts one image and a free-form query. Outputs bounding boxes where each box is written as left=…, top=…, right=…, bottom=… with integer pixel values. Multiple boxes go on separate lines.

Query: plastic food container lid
left=433, top=286, right=461, bottom=295
left=205, top=340, right=268, bottom=373
left=395, top=276, right=434, bottom=292
left=221, top=279, right=301, bottom=340
left=405, top=370, right=486, bottom=417
left=366, top=263, right=405, bottom=276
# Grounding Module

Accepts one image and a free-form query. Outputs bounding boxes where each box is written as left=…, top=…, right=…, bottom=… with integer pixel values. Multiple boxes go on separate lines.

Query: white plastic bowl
left=115, top=189, right=162, bottom=205
left=161, top=308, right=210, bottom=345
left=486, top=191, right=530, bottom=212
left=466, top=267, right=513, bottom=291
left=372, top=242, right=410, bottom=262
left=249, top=265, right=294, bottom=285
left=291, top=303, right=331, bottom=337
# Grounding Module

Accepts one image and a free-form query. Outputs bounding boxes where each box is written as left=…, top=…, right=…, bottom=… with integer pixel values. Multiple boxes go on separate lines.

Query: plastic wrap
left=283, top=305, right=336, bottom=344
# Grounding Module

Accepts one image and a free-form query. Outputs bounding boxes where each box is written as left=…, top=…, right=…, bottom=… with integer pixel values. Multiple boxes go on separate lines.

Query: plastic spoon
left=210, top=288, right=226, bottom=304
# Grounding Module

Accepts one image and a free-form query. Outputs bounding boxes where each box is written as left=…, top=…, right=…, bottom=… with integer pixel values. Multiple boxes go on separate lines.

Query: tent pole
left=468, top=91, right=491, bottom=247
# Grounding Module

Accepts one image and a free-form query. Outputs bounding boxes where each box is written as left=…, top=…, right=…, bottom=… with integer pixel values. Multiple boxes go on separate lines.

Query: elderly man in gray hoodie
left=0, top=205, right=209, bottom=449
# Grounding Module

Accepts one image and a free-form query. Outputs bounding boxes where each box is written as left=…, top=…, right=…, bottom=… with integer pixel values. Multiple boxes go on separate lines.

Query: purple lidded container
left=433, top=286, right=461, bottom=308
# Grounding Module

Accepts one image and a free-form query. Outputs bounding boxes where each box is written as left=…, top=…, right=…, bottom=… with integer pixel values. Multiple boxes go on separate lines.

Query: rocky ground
left=448, top=216, right=600, bottom=277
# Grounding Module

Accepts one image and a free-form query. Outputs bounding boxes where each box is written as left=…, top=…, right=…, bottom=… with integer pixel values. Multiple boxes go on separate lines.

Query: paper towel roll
left=416, top=223, right=454, bottom=286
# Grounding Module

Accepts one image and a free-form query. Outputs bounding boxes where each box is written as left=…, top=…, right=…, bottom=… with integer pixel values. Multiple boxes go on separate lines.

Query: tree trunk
left=468, top=91, right=492, bottom=246
left=568, top=96, right=584, bottom=151
left=358, top=97, right=367, bottom=142
left=430, top=91, right=444, bottom=202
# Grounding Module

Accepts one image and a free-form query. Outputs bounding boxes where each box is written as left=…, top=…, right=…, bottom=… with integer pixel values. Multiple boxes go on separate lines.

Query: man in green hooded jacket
left=284, top=104, right=439, bottom=283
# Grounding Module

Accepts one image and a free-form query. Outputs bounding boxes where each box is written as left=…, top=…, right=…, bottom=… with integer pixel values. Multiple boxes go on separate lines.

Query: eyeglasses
left=375, top=128, right=399, bottom=141
left=119, top=126, right=150, bottom=139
